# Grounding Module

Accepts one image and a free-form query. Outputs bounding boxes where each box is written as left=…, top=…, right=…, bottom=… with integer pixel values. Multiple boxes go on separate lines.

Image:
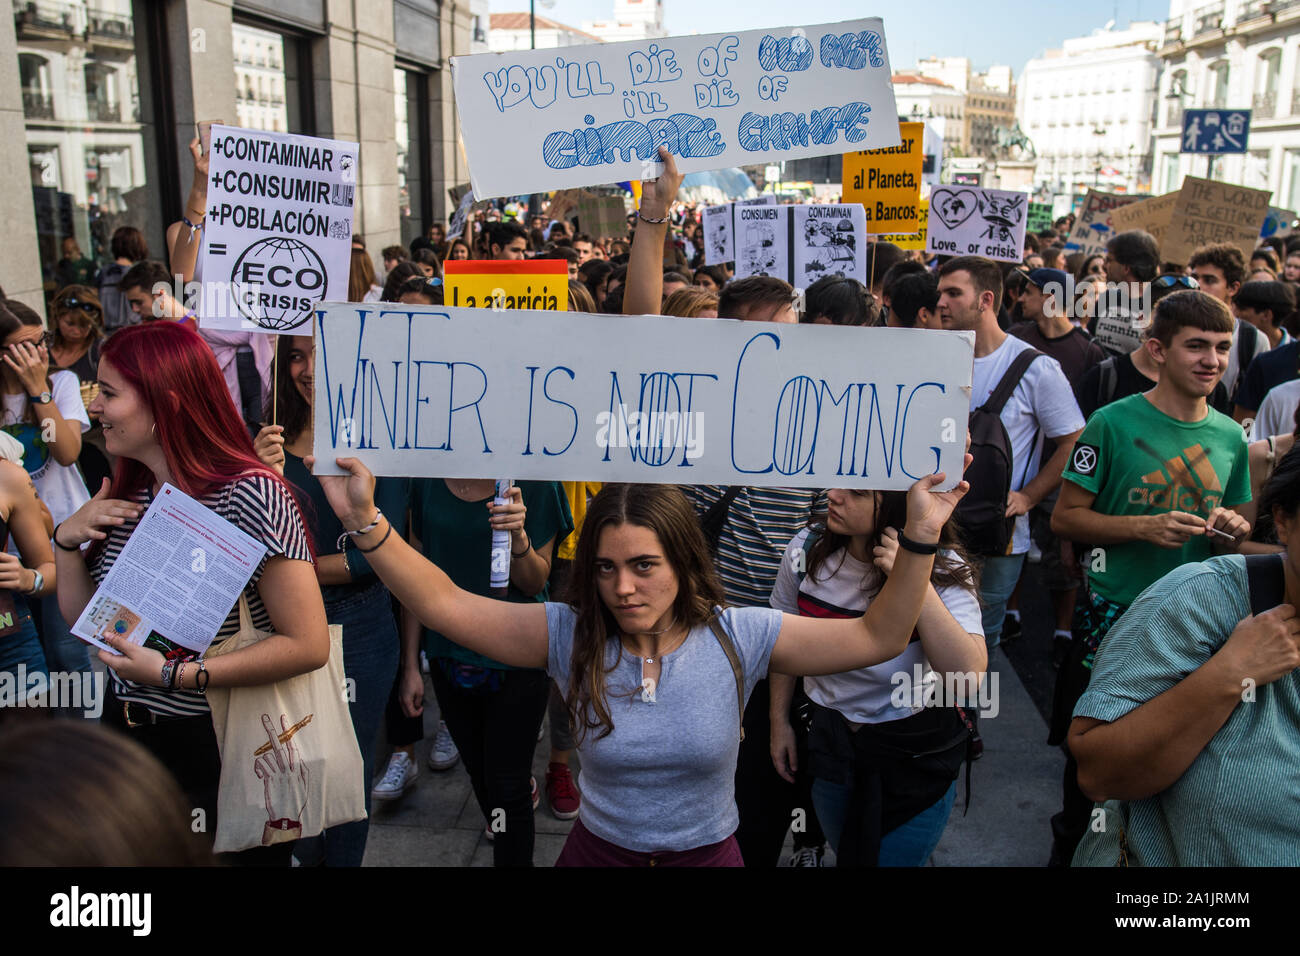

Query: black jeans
left=430, top=663, right=549, bottom=867
left=100, top=684, right=292, bottom=866
left=734, top=678, right=826, bottom=866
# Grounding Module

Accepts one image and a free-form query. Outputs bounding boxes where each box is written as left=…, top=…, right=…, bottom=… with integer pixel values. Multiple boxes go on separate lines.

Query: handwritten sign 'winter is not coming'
left=311, top=304, right=972, bottom=491
left=450, top=19, right=901, bottom=199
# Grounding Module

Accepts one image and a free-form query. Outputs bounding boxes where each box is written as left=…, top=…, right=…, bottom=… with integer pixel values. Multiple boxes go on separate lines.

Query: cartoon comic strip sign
left=200, top=125, right=358, bottom=335
left=450, top=19, right=901, bottom=198
left=926, top=186, right=1027, bottom=263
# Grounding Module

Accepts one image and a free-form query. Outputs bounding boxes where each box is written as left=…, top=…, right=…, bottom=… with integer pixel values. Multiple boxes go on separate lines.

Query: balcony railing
left=1293, top=88, right=1300, bottom=115
left=1239, top=0, right=1270, bottom=20
left=1164, top=17, right=1183, bottom=44
left=1193, top=1, right=1224, bottom=34
left=87, top=98, right=119, bottom=121
left=21, top=90, right=54, bottom=118
left=87, top=8, right=133, bottom=41
left=1253, top=90, right=1276, bottom=118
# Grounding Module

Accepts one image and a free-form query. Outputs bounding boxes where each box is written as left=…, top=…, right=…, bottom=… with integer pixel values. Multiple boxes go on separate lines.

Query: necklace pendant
left=645, top=657, right=654, bottom=664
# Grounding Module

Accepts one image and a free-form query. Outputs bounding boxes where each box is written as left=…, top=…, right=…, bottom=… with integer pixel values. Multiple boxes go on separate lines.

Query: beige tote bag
left=205, top=597, right=365, bottom=853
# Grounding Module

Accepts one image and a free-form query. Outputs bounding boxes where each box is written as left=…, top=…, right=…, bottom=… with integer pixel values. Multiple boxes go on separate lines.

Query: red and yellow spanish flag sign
left=444, top=259, right=568, bottom=311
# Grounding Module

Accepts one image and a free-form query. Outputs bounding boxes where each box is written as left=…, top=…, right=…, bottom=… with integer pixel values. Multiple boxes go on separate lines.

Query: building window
left=395, top=67, right=430, bottom=247
left=1254, top=49, right=1280, bottom=118
left=232, top=21, right=313, bottom=135
left=1207, top=61, right=1229, bottom=109
left=1283, top=150, right=1300, bottom=209
left=14, top=0, right=162, bottom=305
left=1163, top=154, right=1181, bottom=193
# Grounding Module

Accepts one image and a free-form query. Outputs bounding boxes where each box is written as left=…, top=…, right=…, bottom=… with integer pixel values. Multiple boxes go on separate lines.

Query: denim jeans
left=0, top=592, right=47, bottom=692
left=294, top=581, right=399, bottom=867
left=36, top=593, right=90, bottom=675
left=978, top=552, right=1027, bottom=649
left=812, top=777, right=957, bottom=866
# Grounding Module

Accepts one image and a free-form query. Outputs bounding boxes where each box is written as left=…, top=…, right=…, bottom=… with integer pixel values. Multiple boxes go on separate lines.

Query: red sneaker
left=545, top=762, right=580, bottom=820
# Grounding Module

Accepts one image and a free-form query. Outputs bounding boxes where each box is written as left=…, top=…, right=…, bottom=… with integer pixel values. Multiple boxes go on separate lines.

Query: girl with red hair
left=53, top=322, right=329, bottom=864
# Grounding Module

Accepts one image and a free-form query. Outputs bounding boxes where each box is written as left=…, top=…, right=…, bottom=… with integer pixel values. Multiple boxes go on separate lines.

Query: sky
left=488, top=0, right=1166, bottom=74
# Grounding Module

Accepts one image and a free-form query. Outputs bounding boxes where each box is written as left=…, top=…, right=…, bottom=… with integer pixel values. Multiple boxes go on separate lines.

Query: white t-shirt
left=1251, top=378, right=1300, bottom=442
left=971, top=334, right=1085, bottom=554
left=1, top=369, right=91, bottom=525
left=1225, top=318, right=1270, bottom=404
left=770, top=528, right=983, bottom=724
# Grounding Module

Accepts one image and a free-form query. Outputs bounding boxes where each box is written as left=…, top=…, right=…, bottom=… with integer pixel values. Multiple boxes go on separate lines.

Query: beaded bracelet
left=335, top=509, right=383, bottom=551
left=637, top=211, right=670, bottom=225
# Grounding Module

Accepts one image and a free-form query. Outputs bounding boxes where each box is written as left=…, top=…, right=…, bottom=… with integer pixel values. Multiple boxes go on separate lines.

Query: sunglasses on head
left=1153, top=275, right=1198, bottom=290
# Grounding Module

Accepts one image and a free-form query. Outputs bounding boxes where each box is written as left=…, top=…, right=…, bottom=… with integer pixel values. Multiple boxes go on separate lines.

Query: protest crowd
left=2, top=110, right=1300, bottom=873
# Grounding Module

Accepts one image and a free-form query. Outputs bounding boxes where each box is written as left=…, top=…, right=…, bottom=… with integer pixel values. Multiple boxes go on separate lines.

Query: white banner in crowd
left=925, top=185, right=1027, bottom=263
left=705, top=201, right=866, bottom=285
left=200, top=125, right=359, bottom=335
left=449, top=19, right=900, bottom=198
left=311, top=304, right=973, bottom=491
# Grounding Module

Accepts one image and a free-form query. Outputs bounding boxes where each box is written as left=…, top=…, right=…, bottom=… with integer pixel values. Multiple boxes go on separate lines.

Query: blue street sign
left=1180, top=109, right=1251, bottom=155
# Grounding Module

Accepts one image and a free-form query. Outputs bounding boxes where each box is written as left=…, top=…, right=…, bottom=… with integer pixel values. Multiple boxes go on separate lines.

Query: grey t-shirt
left=545, top=602, right=783, bottom=853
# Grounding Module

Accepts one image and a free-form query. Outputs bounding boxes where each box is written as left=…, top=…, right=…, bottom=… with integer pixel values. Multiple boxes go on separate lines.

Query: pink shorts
left=555, top=818, right=744, bottom=867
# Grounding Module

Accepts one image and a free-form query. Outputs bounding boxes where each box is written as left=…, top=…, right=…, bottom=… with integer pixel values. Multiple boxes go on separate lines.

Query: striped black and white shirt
left=90, top=473, right=313, bottom=718
left=681, top=485, right=827, bottom=608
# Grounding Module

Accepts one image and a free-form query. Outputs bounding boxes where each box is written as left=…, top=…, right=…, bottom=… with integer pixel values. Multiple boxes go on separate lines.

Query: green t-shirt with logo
left=1061, top=393, right=1250, bottom=607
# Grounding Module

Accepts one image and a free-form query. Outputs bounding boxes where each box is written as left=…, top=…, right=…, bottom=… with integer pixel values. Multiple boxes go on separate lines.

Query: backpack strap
left=1237, top=321, right=1259, bottom=383
left=1245, top=553, right=1286, bottom=616
left=1097, top=355, right=1118, bottom=409
left=708, top=611, right=746, bottom=742
left=980, top=348, right=1043, bottom=417
left=700, top=485, right=742, bottom=551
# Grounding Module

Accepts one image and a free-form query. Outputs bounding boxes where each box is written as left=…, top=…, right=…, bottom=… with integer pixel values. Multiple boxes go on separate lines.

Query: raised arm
left=308, top=456, right=549, bottom=669
left=623, top=146, right=683, bottom=317
left=168, top=138, right=209, bottom=285
left=769, top=460, right=971, bottom=676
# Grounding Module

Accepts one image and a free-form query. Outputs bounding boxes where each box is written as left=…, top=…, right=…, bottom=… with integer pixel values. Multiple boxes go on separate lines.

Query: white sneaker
left=372, top=751, right=417, bottom=801
left=428, top=720, right=460, bottom=770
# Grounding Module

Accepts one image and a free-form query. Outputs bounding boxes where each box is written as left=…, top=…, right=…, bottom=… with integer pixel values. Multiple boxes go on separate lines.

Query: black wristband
left=511, top=532, right=532, bottom=558
left=355, top=520, right=392, bottom=554
left=52, top=523, right=81, bottom=552
left=897, top=532, right=939, bottom=555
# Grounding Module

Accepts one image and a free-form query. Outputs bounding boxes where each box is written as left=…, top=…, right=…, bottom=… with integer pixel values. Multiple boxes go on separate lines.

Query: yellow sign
left=875, top=199, right=928, bottom=251
left=842, top=122, right=924, bottom=234
left=444, top=260, right=569, bottom=310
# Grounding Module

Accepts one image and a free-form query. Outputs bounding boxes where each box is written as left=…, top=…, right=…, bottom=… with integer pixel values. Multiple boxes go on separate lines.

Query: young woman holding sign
left=306, top=455, right=969, bottom=865
left=54, top=322, right=329, bottom=864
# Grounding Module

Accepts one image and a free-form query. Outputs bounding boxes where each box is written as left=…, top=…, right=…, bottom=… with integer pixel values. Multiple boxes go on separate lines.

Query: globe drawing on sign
left=230, top=236, right=327, bottom=331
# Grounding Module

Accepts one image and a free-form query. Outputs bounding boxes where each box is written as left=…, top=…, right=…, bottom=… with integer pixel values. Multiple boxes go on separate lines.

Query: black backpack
left=956, top=348, right=1043, bottom=557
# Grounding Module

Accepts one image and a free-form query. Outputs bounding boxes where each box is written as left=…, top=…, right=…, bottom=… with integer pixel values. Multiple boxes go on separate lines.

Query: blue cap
left=1027, top=267, right=1070, bottom=290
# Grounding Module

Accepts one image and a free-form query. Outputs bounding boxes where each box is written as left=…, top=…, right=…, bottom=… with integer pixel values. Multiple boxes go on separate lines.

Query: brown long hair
left=0, top=720, right=212, bottom=865
left=561, top=483, right=724, bottom=742
left=805, top=489, right=978, bottom=596
left=348, top=248, right=376, bottom=302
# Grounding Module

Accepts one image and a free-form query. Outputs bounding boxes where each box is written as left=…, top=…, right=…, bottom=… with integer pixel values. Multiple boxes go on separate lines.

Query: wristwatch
left=26, top=569, right=43, bottom=594
left=28, top=390, right=52, bottom=405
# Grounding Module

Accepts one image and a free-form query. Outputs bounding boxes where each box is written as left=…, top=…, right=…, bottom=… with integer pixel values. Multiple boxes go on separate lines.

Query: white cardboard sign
left=450, top=19, right=900, bottom=199
left=925, top=185, right=1027, bottom=263
left=311, top=304, right=973, bottom=491
left=200, top=125, right=359, bottom=335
